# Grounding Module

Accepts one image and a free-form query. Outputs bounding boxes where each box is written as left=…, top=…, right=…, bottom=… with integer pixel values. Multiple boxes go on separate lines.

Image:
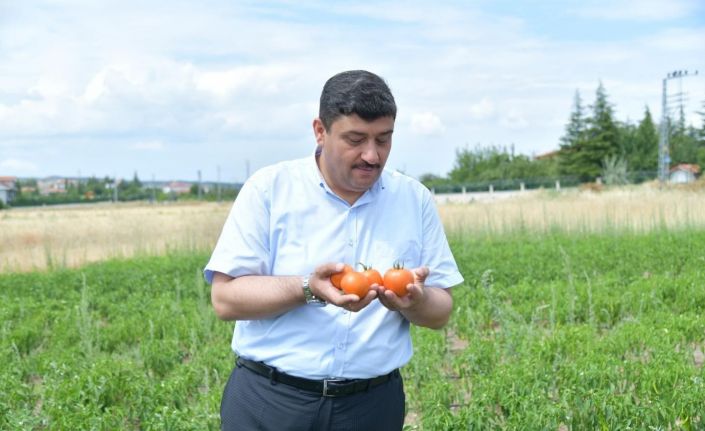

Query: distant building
left=670, top=164, right=700, bottom=184
left=535, top=149, right=560, bottom=161
left=37, top=177, right=69, bottom=195
left=0, top=176, right=17, bottom=205
left=163, top=181, right=192, bottom=195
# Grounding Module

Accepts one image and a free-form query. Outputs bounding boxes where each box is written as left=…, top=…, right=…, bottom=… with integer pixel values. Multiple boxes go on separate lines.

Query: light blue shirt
left=204, top=155, right=463, bottom=379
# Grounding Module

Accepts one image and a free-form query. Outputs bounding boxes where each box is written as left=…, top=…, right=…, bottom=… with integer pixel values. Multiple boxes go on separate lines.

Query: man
left=205, top=70, right=463, bottom=430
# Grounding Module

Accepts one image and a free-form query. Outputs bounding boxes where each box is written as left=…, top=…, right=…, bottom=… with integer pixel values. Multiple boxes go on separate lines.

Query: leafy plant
left=601, top=154, right=630, bottom=185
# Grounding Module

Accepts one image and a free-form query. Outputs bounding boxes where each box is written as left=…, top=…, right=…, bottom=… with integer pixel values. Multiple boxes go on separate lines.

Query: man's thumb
left=317, top=262, right=346, bottom=277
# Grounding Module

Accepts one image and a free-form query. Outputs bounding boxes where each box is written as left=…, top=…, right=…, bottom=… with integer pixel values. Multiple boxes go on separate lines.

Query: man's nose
left=361, top=142, right=380, bottom=165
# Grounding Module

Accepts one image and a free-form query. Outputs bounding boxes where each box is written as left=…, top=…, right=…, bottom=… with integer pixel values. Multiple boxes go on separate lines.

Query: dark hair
left=318, top=70, right=397, bottom=131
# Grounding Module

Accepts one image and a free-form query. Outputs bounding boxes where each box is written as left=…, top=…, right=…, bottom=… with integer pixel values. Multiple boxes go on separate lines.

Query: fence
left=428, top=171, right=659, bottom=195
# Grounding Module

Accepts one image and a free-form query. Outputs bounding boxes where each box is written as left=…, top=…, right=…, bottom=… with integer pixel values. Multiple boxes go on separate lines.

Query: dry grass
left=2, top=182, right=704, bottom=273
left=0, top=201, right=230, bottom=273
left=439, top=182, right=705, bottom=235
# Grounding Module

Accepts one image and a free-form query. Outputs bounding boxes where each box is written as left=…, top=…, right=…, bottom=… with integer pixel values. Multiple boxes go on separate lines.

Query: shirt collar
left=307, top=147, right=385, bottom=204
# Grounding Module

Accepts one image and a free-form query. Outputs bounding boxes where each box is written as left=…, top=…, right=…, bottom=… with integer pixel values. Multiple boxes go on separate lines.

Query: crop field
left=0, top=202, right=228, bottom=273
left=2, top=186, right=705, bottom=429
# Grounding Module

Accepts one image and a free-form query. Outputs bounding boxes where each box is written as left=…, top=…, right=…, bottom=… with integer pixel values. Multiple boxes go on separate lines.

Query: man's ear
left=312, top=118, right=326, bottom=146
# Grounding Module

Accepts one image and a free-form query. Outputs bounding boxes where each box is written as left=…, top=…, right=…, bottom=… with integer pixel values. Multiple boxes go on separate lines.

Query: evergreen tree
left=699, top=100, right=705, bottom=143
left=617, top=120, right=636, bottom=168
left=669, top=106, right=699, bottom=165
left=558, top=90, right=588, bottom=178
left=698, top=101, right=705, bottom=170
left=560, top=90, right=586, bottom=148
left=559, top=83, right=620, bottom=181
left=581, top=81, right=621, bottom=180
left=629, top=106, right=658, bottom=172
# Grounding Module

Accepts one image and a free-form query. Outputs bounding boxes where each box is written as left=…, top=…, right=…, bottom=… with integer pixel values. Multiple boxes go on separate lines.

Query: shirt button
left=347, top=239, right=353, bottom=247
left=337, top=343, right=345, bottom=350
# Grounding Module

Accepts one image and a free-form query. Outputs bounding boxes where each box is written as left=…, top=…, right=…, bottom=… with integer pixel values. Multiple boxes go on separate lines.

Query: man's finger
left=315, top=262, right=346, bottom=278
left=339, top=289, right=377, bottom=312
left=413, top=267, right=429, bottom=283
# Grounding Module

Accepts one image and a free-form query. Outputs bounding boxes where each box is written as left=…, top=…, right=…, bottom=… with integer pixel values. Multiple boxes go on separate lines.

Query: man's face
left=313, top=114, right=394, bottom=203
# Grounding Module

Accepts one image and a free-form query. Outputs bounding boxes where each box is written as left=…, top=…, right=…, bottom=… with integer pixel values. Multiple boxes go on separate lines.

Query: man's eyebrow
left=343, top=129, right=394, bottom=136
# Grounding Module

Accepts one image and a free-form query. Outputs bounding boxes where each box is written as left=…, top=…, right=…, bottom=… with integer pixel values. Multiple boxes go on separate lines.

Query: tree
left=669, top=106, right=700, bottom=165
left=131, top=171, right=142, bottom=189
left=447, top=144, right=559, bottom=190
left=697, top=100, right=705, bottom=170
left=559, top=82, right=620, bottom=181
left=419, top=173, right=451, bottom=191
left=628, top=106, right=658, bottom=173
left=558, top=90, right=588, bottom=178
left=582, top=81, right=621, bottom=180
left=560, top=90, right=587, bottom=148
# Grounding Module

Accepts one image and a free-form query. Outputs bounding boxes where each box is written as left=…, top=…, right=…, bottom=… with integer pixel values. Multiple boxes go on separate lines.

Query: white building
left=0, top=176, right=17, bottom=205
left=670, top=164, right=700, bottom=184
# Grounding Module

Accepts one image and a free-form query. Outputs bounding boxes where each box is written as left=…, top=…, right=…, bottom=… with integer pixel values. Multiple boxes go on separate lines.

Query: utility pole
left=217, top=165, right=222, bottom=203
left=197, top=170, right=202, bottom=200
left=658, top=69, right=699, bottom=184
left=151, top=173, right=156, bottom=204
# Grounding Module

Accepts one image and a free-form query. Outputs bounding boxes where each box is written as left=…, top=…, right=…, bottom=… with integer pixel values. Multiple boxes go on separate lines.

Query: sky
left=1, top=0, right=704, bottom=183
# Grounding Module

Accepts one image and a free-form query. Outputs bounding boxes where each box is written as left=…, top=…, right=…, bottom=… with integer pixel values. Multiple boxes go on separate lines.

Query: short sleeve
left=420, top=190, right=464, bottom=289
left=203, top=175, right=271, bottom=284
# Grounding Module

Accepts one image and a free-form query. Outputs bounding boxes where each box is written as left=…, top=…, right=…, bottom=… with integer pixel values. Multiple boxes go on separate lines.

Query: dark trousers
left=220, top=362, right=406, bottom=431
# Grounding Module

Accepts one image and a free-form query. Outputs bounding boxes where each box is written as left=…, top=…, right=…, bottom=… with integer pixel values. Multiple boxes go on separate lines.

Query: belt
left=236, top=358, right=399, bottom=397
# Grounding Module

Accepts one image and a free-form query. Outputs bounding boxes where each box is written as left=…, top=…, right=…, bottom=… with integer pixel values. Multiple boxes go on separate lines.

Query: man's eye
left=348, top=137, right=365, bottom=144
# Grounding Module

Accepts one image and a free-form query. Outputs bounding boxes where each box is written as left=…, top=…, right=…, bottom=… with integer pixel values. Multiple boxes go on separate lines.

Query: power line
left=657, top=69, right=699, bottom=184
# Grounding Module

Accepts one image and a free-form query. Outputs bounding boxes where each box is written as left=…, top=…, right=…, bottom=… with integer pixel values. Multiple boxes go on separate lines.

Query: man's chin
left=351, top=176, right=380, bottom=191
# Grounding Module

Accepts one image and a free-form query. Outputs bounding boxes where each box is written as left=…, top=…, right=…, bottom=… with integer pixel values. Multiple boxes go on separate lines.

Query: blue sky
left=1, top=0, right=704, bottom=182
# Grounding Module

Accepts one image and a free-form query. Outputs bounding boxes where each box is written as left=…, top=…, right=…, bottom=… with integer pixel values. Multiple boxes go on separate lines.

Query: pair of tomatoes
left=330, top=263, right=414, bottom=298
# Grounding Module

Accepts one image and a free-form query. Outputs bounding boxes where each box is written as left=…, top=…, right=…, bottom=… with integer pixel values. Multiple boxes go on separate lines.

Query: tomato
left=330, top=264, right=353, bottom=289
left=340, top=271, right=371, bottom=297
left=383, top=264, right=414, bottom=296
left=358, top=262, right=383, bottom=286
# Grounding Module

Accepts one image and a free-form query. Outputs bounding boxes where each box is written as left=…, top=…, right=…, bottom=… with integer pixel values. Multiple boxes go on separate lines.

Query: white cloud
left=499, top=109, right=529, bottom=130
left=643, top=27, right=705, bottom=52
left=194, top=65, right=302, bottom=99
left=130, top=141, right=165, bottom=151
left=574, top=0, right=701, bottom=21
left=28, top=76, right=70, bottom=99
left=0, top=1, right=702, bottom=180
left=0, top=158, right=39, bottom=174
left=410, top=112, right=445, bottom=135
left=467, top=98, right=496, bottom=120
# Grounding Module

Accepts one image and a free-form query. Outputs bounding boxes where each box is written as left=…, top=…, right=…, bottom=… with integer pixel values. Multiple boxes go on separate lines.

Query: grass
left=3, top=184, right=705, bottom=272
left=0, top=201, right=228, bottom=273
left=404, top=230, right=705, bottom=430
left=2, top=229, right=705, bottom=429
left=0, top=253, right=233, bottom=430
left=3, top=187, right=705, bottom=429
left=439, top=185, right=705, bottom=234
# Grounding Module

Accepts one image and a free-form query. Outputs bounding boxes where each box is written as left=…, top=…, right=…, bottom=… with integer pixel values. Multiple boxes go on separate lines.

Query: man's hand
left=373, top=267, right=453, bottom=329
left=310, top=263, right=378, bottom=312
left=374, top=267, right=430, bottom=311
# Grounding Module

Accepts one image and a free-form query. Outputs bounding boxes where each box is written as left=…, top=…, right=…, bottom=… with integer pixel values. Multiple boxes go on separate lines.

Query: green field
left=2, top=230, right=705, bottom=430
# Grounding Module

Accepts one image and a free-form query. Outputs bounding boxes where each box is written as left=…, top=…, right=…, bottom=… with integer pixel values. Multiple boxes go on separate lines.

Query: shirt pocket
left=366, top=239, right=422, bottom=272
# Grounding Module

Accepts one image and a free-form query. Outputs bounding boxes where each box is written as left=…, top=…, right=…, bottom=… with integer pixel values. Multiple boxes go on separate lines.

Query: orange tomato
left=340, top=271, right=371, bottom=297
left=330, top=264, right=353, bottom=289
left=383, top=264, right=414, bottom=296
left=358, top=262, right=383, bottom=286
